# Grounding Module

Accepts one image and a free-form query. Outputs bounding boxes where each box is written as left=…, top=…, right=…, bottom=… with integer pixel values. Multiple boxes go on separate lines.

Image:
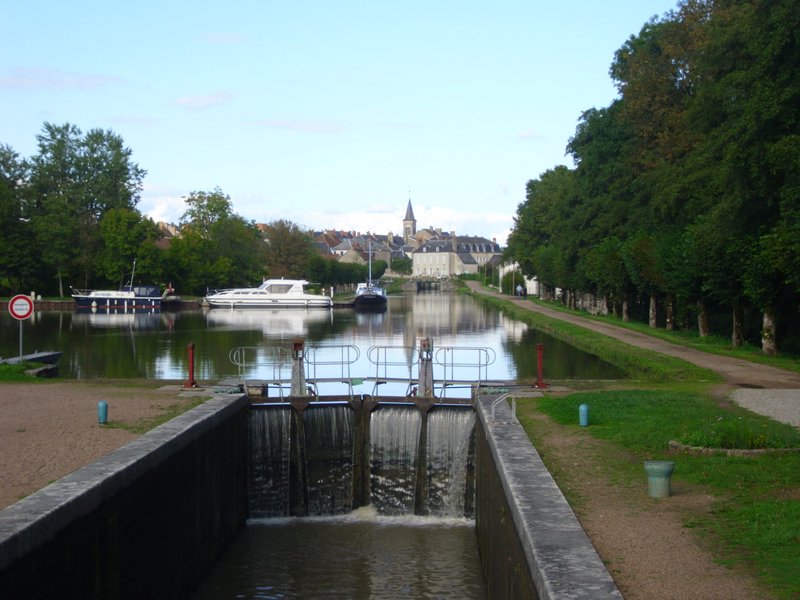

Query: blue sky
left=2, top=1, right=676, bottom=245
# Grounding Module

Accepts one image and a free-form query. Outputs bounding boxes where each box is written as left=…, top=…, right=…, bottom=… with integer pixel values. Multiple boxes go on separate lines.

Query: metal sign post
left=8, top=294, right=35, bottom=362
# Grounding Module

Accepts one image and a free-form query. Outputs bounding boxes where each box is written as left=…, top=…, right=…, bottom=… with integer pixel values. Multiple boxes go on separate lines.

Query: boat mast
left=129, top=258, right=137, bottom=287
left=367, top=241, right=372, bottom=284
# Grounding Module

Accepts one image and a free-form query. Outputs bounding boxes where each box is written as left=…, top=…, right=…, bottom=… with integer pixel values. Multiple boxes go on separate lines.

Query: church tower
left=403, top=197, right=416, bottom=243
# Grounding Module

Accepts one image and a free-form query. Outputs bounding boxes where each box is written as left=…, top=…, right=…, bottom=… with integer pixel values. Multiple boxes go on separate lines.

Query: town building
left=310, top=196, right=504, bottom=278
left=412, top=234, right=502, bottom=278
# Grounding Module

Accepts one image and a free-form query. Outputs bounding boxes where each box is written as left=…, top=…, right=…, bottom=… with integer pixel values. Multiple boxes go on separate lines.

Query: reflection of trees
left=503, top=328, right=625, bottom=381
left=410, top=292, right=500, bottom=338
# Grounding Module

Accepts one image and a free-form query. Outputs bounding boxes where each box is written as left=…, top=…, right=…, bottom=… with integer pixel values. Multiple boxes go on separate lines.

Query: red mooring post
left=536, top=342, right=547, bottom=388
left=184, top=342, right=197, bottom=388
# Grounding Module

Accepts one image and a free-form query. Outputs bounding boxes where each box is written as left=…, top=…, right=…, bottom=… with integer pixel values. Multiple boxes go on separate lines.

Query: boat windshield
left=259, top=283, right=295, bottom=294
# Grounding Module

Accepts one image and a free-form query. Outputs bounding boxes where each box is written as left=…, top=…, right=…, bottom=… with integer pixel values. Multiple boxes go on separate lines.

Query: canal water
left=211, top=402, right=484, bottom=600
left=0, top=290, right=624, bottom=388
left=192, top=513, right=486, bottom=600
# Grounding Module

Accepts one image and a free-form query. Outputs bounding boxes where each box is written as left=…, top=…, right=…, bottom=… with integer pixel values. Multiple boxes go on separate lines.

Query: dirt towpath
left=467, top=281, right=800, bottom=390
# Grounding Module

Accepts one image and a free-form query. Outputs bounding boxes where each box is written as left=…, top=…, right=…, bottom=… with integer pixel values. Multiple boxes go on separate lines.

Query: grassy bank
left=465, top=286, right=800, bottom=598
left=467, top=289, right=719, bottom=383
left=526, top=294, right=800, bottom=373
left=520, top=391, right=800, bottom=599
left=0, top=363, right=45, bottom=381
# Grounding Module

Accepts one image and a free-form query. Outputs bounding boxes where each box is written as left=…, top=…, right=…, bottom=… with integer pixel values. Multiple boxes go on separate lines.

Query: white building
left=412, top=236, right=501, bottom=278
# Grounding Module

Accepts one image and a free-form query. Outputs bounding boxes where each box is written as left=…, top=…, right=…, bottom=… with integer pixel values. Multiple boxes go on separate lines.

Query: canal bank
left=0, top=388, right=620, bottom=599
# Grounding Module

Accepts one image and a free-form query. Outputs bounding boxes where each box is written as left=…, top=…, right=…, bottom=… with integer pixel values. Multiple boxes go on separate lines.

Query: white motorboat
left=204, top=279, right=332, bottom=309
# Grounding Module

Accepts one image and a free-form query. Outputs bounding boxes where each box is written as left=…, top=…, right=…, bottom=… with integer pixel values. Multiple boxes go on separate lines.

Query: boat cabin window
left=264, top=283, right=294, bottom=294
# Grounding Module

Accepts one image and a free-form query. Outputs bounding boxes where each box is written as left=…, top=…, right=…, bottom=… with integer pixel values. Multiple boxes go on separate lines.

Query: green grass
left=0, top=363, right=44, bottom=381
left=538, top=390, right=800, bottom=453
left=530, top=390, right=800, bottom=599
left=103, top=397, right=208, bottom=434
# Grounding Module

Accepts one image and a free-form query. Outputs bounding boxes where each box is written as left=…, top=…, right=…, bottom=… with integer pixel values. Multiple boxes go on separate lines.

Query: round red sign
left=8, top=294, right=34, bottom=320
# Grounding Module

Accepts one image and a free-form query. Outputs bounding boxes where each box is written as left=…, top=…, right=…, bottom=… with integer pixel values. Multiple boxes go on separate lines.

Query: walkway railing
left=228, top=346, right=292, bottom=397
left=304, top=344, right=360, bottom=397
left=366, top=345, right=419, bottom=396
left=434, top=346, right=496, bottom=398
left=227, top=342, right=499, bottom=399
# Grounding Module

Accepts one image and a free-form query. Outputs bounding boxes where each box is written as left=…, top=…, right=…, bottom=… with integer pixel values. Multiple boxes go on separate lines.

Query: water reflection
left=70, top=311, right=166, bottom=331
left=205, top=308, right=333, bottom=338
left=0, top=291, right=625, bottom=383
left=192, top=514, right=486, bottom=600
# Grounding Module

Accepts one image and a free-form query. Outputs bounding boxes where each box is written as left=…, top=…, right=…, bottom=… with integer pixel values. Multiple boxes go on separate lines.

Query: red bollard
left=536, top=343, right=547, bottom=388
left=184, top=342, right=197, bottom=388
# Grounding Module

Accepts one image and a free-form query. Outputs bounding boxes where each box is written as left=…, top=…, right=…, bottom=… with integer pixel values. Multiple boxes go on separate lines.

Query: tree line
left=0, top=123, right=384, bottom=298
left=505, top=0, right=799, bottom=355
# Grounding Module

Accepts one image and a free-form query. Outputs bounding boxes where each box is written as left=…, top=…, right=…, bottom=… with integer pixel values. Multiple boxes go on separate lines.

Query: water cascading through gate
left=369, top=406, right=422, bottom=515
left=246, top=400, right=476, bottom=520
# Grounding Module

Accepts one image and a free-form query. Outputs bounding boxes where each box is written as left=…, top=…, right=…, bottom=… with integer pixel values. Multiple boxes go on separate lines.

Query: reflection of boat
left=70, top=311, right=165, bottom=330
left=353, top=242, right=387, bottom=311
left=204, top=279, right=332, bottom=309
left=0, top=351, right=62, bottom=365
left=205, top=308, right=332, bottom=337
left=71, top=260, right=163, bottom=312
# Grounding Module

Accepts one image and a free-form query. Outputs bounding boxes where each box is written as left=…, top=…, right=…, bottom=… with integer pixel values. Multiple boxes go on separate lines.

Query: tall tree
left=98, top=208, right=161, bottom=287
left=262, top=219, right=315, bottom=279
left=26, top=123, right=145, bottom=293
left=179, top=188, right=233, bottom=238
left=0, top=145, right=39, bottom=292
left=688, top=0, right=800, bottom=351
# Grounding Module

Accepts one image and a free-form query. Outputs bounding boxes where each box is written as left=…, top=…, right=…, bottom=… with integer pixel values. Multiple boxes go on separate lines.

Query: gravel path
left=0, top=381, right=202, bottom=509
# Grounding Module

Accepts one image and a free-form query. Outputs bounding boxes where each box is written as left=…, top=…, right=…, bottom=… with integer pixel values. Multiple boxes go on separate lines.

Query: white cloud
left=0, top=67, right=118, bottom=90
left=203, top=32, right=246, bottom=44
left=517, top=128, right=545, bottom=140
left=139, top=186, right=187, bottom=224
left=139, top=187, right=512, bottom=246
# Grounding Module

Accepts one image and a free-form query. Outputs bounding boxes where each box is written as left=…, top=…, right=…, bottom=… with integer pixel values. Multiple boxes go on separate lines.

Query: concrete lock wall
left=0, top=393, right=250, bottom=600
left=0, top=392, right=621, bottom=600
left=474, top=396, right=622, bottom=600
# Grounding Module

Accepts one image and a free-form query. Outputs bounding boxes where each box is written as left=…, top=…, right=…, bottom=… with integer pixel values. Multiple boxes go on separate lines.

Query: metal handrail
left=491, top=393, right=517, bottom=423
left=434, top=346, right=496, bottom=397
left=303, top=344, right=360, bottom=396
left=229, top=346, right=292, bottom=397
left=225, top=342, right=501, bottom=400
left=366, top=345, right=419, bottom=396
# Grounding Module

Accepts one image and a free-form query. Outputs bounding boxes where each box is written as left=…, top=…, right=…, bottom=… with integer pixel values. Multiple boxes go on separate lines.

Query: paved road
left=466, top=281, right=800, bottom=426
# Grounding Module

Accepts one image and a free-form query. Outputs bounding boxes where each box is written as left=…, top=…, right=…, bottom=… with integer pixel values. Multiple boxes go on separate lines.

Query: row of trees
left=505, top=0, right=800, bottom=354
left=0, top=124, right=380, bottom=297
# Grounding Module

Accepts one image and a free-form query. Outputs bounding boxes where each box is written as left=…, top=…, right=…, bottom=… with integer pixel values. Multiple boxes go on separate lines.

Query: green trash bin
left=644, top=460, right=675, bottom=498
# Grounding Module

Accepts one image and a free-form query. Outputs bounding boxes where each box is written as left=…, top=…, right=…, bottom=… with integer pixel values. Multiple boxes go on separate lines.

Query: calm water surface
left=0, top=291, right=623, bottom=391
left=192, top=512, right=486, bottom=600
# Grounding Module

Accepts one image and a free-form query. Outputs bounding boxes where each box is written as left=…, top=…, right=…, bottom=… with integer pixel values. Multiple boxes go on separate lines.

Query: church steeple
left=403, top=195, right=416, bottom=243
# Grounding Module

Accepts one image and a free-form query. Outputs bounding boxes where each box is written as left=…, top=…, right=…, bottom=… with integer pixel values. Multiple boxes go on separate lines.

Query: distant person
left=516, top=284, right=522, bottom=297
